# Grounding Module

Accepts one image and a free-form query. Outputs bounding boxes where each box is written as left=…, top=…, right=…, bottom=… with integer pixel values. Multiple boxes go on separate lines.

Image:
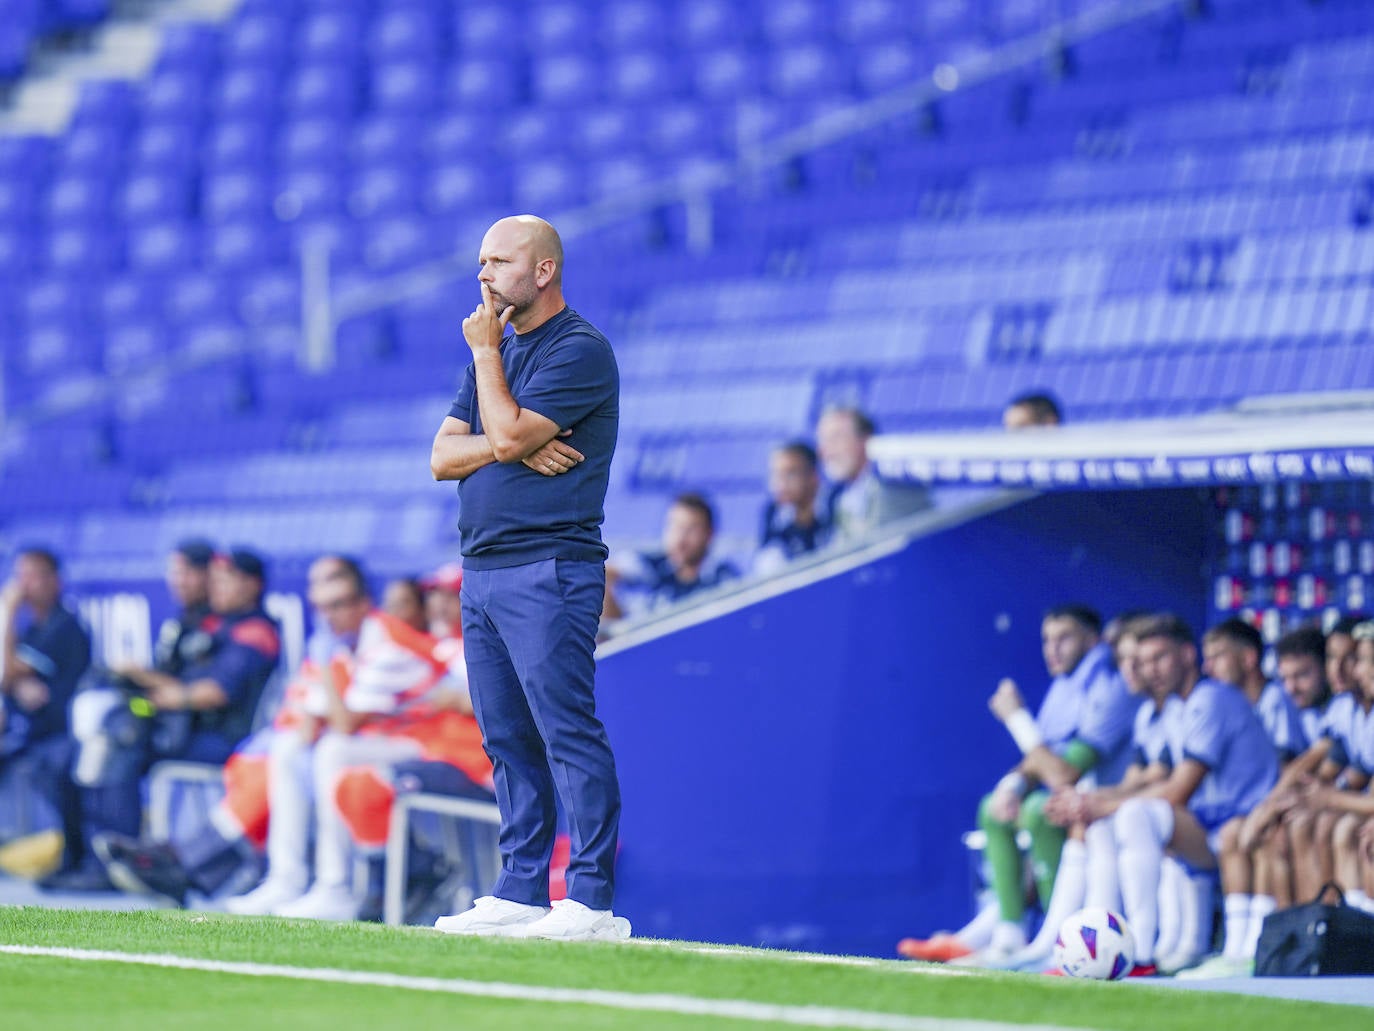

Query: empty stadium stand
left=1, top=0, right=1372, bottom=580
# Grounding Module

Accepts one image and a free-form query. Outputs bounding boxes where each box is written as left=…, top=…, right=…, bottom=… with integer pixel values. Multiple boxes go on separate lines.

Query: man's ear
left=535, top=258, right=557, bottom=288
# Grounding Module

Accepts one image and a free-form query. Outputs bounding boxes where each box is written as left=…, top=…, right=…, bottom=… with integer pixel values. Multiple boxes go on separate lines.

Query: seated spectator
left=754, top=440, right=830, bottom=576
left=381, top=577, right=428, bottom=634
left=60, top=548, right=280, bottom=891
left=0, top=547, right=91, bottom=879
left=897, top=604, right=1136, bottom=965
left=229, top=561, right=461, bottom=920
left=1076, top=615, right=1277, bottom=977
left=94, top=556, right=372, bottom=907
left=334, top=569, right=495, bottom=920
left=1002, top=390, right=1063, bottom=430
left=604, top=492, right=739, bottom=621
left=816, top=406, right=928, bottom=542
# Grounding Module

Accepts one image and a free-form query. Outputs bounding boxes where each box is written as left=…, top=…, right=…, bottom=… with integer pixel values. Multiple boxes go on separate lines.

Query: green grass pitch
left=0, top=907, right=1366, bottom=1030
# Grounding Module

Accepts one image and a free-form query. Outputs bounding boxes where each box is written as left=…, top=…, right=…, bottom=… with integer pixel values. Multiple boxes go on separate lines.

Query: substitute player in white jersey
left=1074, top=614, right=1277, bottom=976
left=1293, top=621, right=1374, bottom=915
left=1044, top=615, right=1197, bottom=972
left=898, top=604, right=1136, bottom=964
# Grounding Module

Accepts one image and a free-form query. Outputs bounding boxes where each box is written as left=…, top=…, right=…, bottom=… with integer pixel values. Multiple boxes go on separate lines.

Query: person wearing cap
left=58, top=547, right=282, bottom=891
left=0, top=546, right=91, bottom=880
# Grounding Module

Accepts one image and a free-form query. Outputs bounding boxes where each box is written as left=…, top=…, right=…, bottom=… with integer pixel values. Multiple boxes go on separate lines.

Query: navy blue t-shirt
left=447, top=307, right=619, bottom=569
left=15, top=602, right=91, bottom=741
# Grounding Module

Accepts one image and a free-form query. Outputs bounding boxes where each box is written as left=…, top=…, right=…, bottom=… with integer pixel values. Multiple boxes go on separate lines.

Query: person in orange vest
left=333, top=565, right=494, bottom=860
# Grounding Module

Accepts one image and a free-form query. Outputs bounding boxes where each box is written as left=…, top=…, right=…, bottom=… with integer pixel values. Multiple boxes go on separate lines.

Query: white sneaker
left=275, top=883, right=360, bottom=921
left=1174, top=954, right=1253, bottom=980
left=516, top=898, right=632, bottom=942
left=225, top=876, right=306, bottom=916
left=434, top=896, right=550, bottom=936
left=1156, top=950, right=1206, bottom=976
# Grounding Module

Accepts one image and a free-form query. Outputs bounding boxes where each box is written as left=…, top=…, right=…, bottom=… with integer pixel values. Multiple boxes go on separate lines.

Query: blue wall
left=597, top=489, right=1210, bottom=956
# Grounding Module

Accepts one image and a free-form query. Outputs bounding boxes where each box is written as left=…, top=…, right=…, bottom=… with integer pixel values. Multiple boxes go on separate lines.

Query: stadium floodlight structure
left=302, top=0, right=1184, bottom=372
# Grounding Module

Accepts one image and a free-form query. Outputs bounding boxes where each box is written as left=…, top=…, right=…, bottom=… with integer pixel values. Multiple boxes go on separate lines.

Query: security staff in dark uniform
left=53, top=548, right=281, bottom=891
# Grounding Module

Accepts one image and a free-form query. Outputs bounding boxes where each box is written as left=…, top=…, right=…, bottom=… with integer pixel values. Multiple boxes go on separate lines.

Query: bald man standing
left=429, top=215, right=627, bottom=941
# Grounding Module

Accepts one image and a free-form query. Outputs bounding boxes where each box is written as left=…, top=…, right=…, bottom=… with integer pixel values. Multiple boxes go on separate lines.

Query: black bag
left=1254, top=883, right=1374, bottom=976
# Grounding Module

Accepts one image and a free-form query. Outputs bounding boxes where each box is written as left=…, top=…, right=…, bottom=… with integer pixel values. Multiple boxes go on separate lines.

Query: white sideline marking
left=626, top=939, right=977, bottom=975
left=0, top=944, right=1073, bottom=1031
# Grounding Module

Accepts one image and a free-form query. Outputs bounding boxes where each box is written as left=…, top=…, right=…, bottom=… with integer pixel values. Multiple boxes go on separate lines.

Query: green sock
left=978, top=792, right=1025, bottom=923
left=1019, top=791, right=1066, bottom=907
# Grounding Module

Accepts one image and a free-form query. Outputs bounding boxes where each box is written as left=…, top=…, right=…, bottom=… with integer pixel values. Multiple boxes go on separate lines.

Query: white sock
left=1021, top=839, right=1086, bottom=958
left=1155, top=858, right=1186, bottom=962
left=1222, top=894, right=1252, bottom=960
left=1241, top=895, right=1276, bottom=958
left=1115, top=799, right=1173, bottom=965
left=954, top=896, right=1002, bottom=947
left=1346, top=889, right=1374, bottom=914
left=1084, top=820, right=1120, bottom=911
left=989, top=920, right=1026, bottom=954
left=1182, top=872, right=1216, bottom=959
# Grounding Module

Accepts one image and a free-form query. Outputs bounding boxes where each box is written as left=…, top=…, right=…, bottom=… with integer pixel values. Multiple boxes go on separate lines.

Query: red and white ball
left=1052, top=907, right=1136, bottom=980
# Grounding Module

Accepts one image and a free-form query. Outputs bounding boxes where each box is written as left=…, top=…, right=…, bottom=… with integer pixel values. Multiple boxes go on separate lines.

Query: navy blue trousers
left=461, top=558, right=620, bottom=910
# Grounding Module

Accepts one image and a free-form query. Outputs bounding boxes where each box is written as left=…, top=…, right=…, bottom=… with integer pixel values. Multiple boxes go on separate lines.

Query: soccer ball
left=1052, top=907, right=1136, bottom=980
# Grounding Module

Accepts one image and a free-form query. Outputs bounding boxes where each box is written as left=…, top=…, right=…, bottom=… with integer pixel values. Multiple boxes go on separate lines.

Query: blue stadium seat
left=222, top=12, right=293, bottom=68
left=98, top=274, right=164, bottom=327
left=423, top=160, right=490, bottom=217
left=164, top=272, right=239, bottom=328
left=203, top=218, right=285, bottom=270
left=531, top=53, right=602, bottom=107
left=141, top=68, right=209, bottom=124
left=677, top=0, right=751, bottom=52
left=69, top=78, right=138, bottom=129
left=835, top=0, right=913, bottom=43
left=369, top=5, right=444, bottom=64
left=56, top=123, right=127, bottom=175
left=121, top=172, right=194, bottom=223
left=276, top=166, right=348, bottom=220
left=103, top=319, right=169, bottom=375
left=130, top=122, right=200, bottom=174
left=604, top=50, right=686, bottom=105
left=371, top=58, right=442, bottom=114
left=213, top=66, right=282, bottom=120
left=154, top=19, right=220, bottom=74
left=527, top=2, right=588, bottom=51
left=297, top=10, right=366, bottom=64
left=768, top=43, right=852, bottom=100
left=361, top=214, right=435, bottom=271
left=349, top=162, right=420, bottom=219
left=0, top=178, right=38, bottom=227
left=277, top=115, right=348, bottom=170
left=351, top=115, right=424, bottom=165
left=205, top=117, right=274, bottom=171
left=284, top=61, right=362, bottom=119
left=126, top=220, right=199, bottom=272
left=601, top=1, right=668, bottom=49
left=45, top=224, right=121, bottom=272
left=238, top=269, right=300, bottom=327
left=444, top=56, right=526, bottom=109
left=203, top=169, right=273, bottom=222
left=511, top=158, right=584, bottom=212
left=760, top=0, right=832, bottom=45
left=693, top=49, right=766, bottom=101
